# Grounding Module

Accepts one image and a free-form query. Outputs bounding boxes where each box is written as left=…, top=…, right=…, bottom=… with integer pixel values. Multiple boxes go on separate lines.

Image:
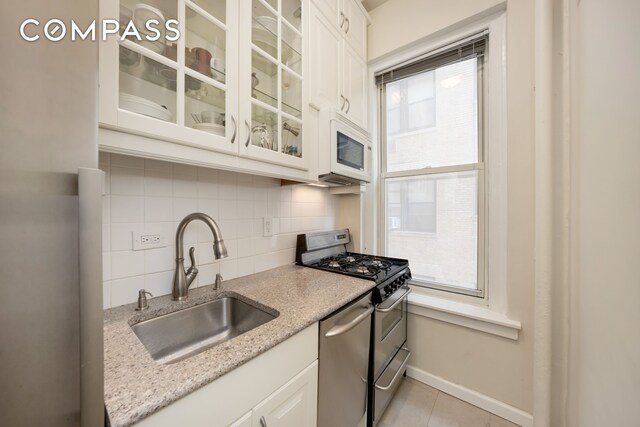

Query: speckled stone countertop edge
left=104, top=264, right=375, bottom=427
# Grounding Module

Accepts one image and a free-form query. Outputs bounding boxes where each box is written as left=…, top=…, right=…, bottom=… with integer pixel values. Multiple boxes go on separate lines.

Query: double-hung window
left=378, top=35, right=488, bottom=297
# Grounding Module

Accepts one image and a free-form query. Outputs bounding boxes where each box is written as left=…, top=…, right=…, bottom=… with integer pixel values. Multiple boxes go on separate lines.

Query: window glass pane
left=385, top=171, right=478, bottom=290
left=386, top=57, right=479, bottom=172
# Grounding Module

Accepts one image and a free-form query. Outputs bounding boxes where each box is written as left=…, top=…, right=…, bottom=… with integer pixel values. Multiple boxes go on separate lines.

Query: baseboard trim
left=405, top=365, right=533, bottom=427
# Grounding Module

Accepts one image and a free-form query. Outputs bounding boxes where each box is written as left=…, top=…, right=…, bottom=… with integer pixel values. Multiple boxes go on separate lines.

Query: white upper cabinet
left=308, top=0, right=369, bottom=131
left=341, top=41, right=367, bottom=131
left=99, top=0, right=313, bottom=181
left=308, top=8, right=341, bottom=109
left=340, top=0, right=367, bottom=55
left=237, top=0, right=307, bottom=170
left=99, top=0, right=239, bottom=154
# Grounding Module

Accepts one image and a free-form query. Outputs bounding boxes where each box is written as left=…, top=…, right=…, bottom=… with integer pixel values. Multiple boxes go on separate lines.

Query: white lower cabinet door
left=252, top=361, right=318, bottom=427
left=229, top=411, right=252, bottom=427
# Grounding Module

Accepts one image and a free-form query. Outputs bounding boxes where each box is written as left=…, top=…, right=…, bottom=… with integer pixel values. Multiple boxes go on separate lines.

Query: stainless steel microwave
left=318, top=109, right=372, bottom=186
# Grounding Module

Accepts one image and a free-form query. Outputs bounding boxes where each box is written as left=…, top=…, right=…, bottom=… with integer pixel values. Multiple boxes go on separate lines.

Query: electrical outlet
left=133, top=231, right=166, bottom=250
left=263, top=217, right=273, bottom=237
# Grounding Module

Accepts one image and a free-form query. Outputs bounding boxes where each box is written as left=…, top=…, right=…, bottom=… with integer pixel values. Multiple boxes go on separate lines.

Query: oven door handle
left=375, top=347, right=411, bottom=391
left=375, top=286, right=411, bottom=313
left=325, top=305, right=374, bottom=337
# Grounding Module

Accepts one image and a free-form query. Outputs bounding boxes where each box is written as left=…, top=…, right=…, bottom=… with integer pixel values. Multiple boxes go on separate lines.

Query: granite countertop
left=104, top=264, right=375, bottom=427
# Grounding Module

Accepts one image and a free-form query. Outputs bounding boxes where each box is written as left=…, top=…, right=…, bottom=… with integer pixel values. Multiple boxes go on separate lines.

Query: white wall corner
left=406, top=365, right=533, bottom=427
left=407, top=292, right=521, bottom=340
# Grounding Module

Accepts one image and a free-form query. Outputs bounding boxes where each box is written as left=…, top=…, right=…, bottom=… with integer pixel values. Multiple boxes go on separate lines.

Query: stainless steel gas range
left=296, top=229, right=412, bottom=427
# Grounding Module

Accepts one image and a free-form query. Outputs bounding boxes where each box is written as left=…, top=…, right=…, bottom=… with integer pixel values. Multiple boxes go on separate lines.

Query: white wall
left=566, top=0, right=640, bottom=425
left=100, top=153, right=336, bottom=308
left=368, top=0, right=536, bottom=414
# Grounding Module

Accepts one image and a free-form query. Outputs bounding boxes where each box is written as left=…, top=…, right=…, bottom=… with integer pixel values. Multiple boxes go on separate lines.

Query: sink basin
left=131, top=296, right=278, bottom=364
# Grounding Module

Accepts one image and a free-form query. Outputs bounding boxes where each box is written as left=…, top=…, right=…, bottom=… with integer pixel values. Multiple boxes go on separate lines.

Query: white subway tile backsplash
left=219, top=200, right=238, bottom=219
left=237, top=219, right=254, bottom=239
left=237, top=257, right=255, bottom=277
left=197, top=175, right=218, bottom=200
left=110, top=223, right=143, bottom=251
left=216, top=219, right=237, bottom=240
left=144, top=271, right=174, bottom=297
left=145, top=158, right=173, bottom=172
left=144, top=245, right=175, bottom=274
left=197, top=262, right=220, bottom=287
left=237, top=238, right=254, bottom=258
left=219, top=259, right=238, bottom=280
left=103, top=224, right=111, bottom=251
left=218, top=171, right=237, bottom=200
left=112, top=250, right=145, bottom=279
left=197, top=242, right=215, bottom=265
left=253, top=201, right=268, bottom=219
left=173, top=163, right=198, bottom=177
left=111, top=276, right=144, bottom=307
left=280, top=202, right=291, bottom=218
left=102, top=196, right=110, bottom=224
left=111, top=195, right=144, bottom=223
left=197, top=199, right=219, bottom=220
left=111, top=153, right=144, bottom=169
left=281, top=187, right=292, bottom=202
left=280, top=217, right=292, bottom=233
left=103, top=252, right=111, bottom=281
left=173, top=198, right=199, bottom=221
left=111, top=166, right=144, bottom=196
left=236, top=200, right=254, bottom=219
left=292, top=186, right=324, bottom=203
left=101, top=153, right=338, bottom=309
left=145, top=197, right=173, bottom=222
left=144, top=169, right=172, bottom=197
left=173, top=174, right=199, bottom=198
left=103, top=281, right=111, bottom=310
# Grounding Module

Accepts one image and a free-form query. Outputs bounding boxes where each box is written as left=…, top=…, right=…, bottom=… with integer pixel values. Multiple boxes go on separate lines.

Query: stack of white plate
left=253, top=16, right=292, bottom=63
left=192, top=123, right=225, bottom=136
left=120, top=93, right=173, bottom=122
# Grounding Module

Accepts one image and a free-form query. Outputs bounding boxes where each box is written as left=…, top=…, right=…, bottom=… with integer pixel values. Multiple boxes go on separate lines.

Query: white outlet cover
left=132, top=231, right=166, bottom=251
left=263, top=217, right=273, bottom=237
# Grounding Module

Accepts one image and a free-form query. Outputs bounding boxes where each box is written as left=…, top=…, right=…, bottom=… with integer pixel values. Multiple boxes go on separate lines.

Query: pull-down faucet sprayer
left=172, top=212, right=228, bottom=301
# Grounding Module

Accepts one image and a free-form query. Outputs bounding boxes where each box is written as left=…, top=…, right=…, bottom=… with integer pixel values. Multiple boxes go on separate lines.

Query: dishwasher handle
left=324, top=305, right=374, bottom=338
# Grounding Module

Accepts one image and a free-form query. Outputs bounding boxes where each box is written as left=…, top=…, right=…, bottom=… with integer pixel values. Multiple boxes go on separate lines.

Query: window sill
left=407, top=290, right=521, bottom=340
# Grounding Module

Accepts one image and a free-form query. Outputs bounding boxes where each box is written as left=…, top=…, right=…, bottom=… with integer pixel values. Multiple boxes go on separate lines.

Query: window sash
left=378, top=41, right=487, bottom=298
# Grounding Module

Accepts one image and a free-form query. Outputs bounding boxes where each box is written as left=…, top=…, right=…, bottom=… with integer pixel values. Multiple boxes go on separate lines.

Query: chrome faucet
left=173, top=212, right=228, bottom=301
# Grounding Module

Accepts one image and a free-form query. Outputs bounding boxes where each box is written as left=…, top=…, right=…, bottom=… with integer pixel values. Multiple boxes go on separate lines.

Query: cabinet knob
left=260, top=415, right=267, bottom=427
left=340, top=94, right=346, bottom=110
left=344, top=17, right=350, bottom=34
left=345, top=98, right=351, bottom=114
left=339, top=12, right=345, bottom=29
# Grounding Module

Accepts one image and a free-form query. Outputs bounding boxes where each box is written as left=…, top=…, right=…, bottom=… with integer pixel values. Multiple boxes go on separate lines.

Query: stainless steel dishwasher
left=318, top=292, right=373, bottom=427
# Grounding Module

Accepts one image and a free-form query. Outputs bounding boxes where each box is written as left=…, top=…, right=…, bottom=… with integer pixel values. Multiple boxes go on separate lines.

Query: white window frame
left=368, top=11, right=508, bottom=313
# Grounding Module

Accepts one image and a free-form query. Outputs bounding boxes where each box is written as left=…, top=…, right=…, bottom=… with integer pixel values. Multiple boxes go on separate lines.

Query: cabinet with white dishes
left=99, top=0, right=313, bottom=181
left=308, top=0, right=369, bottom=131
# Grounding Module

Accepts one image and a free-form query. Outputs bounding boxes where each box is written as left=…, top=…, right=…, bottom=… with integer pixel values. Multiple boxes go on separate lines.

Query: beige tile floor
left=377, top=377, right=520, bottom=427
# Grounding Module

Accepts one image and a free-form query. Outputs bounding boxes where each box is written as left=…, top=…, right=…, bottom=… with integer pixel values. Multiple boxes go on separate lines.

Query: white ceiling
left=361, top=0, right=392, bottom=12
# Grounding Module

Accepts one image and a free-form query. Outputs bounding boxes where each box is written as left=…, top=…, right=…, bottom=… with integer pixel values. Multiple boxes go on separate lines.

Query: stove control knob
left=404, top=272, right=412, bottom=280
left=397, top=277, right=405, bottom=286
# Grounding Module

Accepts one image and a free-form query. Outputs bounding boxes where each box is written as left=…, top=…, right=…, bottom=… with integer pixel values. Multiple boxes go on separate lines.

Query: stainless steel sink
left=131, top=296, right=277, bottom=364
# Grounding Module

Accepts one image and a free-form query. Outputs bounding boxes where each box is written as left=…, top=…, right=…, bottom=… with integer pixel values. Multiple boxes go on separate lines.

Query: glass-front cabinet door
left=99, top=0, right=239, bottom=154
left=238, top=0, right=307, bottom=169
